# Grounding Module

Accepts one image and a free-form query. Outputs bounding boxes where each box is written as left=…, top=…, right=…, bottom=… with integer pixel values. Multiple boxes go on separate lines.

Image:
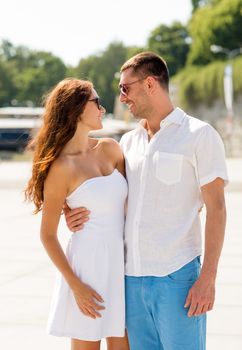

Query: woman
left=25, top=78, right=129, bottom=350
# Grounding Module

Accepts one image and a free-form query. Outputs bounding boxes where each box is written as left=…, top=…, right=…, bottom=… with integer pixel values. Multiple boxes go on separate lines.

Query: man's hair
left=120, top=51, right=169, bottom=91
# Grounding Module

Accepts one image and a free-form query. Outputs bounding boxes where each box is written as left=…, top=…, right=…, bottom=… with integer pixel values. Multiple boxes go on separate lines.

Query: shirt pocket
left=153, top=151, right=183, bottom=185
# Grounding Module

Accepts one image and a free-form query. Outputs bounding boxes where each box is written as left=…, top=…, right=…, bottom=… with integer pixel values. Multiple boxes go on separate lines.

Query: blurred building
left=0, top=107, right=43, bottom=151
left=0, top=107, right=137, bottom=151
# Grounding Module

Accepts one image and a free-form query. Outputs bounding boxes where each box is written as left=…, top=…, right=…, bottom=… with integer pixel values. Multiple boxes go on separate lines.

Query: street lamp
left=210, top=45, right=242, bottom=137
left=210, top=45, right=242, bottom=59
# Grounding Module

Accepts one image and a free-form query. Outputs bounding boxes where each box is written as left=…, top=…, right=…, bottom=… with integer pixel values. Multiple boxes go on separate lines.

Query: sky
left=0, top=0, right=192, bottom=66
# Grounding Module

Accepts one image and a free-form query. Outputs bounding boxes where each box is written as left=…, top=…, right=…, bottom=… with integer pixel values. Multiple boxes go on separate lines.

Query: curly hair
left=25, top=78, right=93, bottom=213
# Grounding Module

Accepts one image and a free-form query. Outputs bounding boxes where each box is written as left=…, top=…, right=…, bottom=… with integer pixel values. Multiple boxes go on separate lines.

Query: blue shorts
left=125, top=257, right=206, bottom=350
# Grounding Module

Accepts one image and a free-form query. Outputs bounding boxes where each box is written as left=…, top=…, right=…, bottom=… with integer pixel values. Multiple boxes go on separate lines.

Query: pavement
left=0, top=158, right=241, bottom=350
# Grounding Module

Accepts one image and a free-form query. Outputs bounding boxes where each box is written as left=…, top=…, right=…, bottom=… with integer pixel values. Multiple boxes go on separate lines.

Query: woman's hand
left=71, top=278, right=105, bottom=319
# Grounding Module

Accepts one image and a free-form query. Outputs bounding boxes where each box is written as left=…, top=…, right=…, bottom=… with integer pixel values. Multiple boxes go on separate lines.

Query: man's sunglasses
left=88, top=97, right=102, bottom=110
left=119, top=76, right=161, bottom=96
left=119, top=77, right=146, bottom=97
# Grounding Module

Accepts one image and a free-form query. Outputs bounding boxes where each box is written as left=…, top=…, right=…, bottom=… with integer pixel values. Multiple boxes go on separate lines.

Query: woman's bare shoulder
left=98, top=138, right=125, bottom=174
left=44, top=156, right=74, bottom=192
left=97, top=137, right=122, bottom=153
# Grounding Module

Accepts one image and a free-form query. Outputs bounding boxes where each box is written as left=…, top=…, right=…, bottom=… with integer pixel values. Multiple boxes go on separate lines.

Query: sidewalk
left=0, top=159, right=241, bottom=349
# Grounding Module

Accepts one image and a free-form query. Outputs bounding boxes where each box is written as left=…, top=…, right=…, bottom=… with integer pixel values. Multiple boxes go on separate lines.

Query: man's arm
left=184, top=177, right=226, bottom=317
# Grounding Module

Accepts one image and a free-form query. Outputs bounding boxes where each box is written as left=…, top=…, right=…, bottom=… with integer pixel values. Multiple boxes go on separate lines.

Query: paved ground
left=0, top=159, right=241, bottom=350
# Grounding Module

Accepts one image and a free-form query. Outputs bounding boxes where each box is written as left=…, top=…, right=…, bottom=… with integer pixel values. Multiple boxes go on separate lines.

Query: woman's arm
left=40, top=160, right=105, bottom=318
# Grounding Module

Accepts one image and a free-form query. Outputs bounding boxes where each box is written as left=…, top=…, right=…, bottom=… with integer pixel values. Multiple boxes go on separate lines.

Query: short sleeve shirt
left=120, top=107, right=228, bottom=276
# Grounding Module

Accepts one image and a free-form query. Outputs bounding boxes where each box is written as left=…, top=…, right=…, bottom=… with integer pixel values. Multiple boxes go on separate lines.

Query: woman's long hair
left=25, top=78, right=93, bottom=213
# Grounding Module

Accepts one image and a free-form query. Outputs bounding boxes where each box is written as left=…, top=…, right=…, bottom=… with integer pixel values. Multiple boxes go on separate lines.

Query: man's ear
left=146, top=76, right=157, bottom=93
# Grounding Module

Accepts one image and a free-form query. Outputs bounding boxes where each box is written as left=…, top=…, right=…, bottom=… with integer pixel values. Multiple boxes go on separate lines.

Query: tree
left=188, top=0, right=242, bottom=65
left=16, top=51, right=67, bottom=105
left=147, top=22, right=190, bottom=76
left=0, top=58, right=17, bottom=106
left=0, top=40, right=67, bottom=106
left=0, top=39, right=16, bottom=61
left=74, top=42, right=128, bottom=112
left=191, top=0, right=219, bottom=12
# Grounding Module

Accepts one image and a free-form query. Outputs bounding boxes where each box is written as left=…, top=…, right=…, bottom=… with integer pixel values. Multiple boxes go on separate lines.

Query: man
left=65, top=52, right=228, bottom=349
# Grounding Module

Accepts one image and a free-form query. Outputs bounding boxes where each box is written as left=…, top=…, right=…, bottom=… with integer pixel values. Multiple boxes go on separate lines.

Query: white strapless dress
left=47, top=169, right=128, bottom=341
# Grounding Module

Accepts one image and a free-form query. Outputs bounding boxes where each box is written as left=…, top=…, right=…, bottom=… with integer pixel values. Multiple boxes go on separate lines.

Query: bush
left=173, top=56, right=242, bottom=108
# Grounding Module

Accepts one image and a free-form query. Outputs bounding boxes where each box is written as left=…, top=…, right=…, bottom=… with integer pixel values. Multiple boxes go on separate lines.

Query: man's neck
left=145, top=106, right=175, bottom=135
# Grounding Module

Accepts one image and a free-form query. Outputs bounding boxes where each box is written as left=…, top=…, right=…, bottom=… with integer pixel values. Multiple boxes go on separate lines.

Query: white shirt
left=120, top=107, right=228, bottom=277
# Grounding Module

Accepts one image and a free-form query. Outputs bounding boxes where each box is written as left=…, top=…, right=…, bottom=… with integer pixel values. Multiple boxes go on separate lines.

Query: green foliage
left=232, top=56, right=242, bottom=99
left=191, top=0, right=219, bottom=13
left=147, top=22, right=190, bottom=76
left=188, top=0, right=242, bottom=65
left=15, top=51, right=66, bottom=105
left=174, top=57, right=242, bottom=108
left=73, top=42, right=128, bottom=112
left=0, top=40, right=16, bottom=61
left=0, top=58, right=17, bottom=105
left=0, top=40, right=66, bottom=107
left=126, top=46, right=145, bottom=59
left=1, top=0, right=242, bottom=111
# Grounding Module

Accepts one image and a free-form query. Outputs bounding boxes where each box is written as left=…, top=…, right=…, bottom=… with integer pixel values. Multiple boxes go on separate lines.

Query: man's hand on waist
left=63, top=202, right=90, bottom=232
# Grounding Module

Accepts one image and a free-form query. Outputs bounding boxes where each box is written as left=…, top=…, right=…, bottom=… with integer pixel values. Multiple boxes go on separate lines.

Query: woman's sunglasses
left=88, top=97, right=102, bottom=110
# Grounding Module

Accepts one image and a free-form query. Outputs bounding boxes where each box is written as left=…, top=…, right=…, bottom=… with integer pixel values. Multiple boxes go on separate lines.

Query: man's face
left=119, top=68, right=149, bottom=119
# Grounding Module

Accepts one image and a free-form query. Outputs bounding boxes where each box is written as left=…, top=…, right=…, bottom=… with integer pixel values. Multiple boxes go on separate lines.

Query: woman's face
left=80, top=89, right=106, bottom=131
